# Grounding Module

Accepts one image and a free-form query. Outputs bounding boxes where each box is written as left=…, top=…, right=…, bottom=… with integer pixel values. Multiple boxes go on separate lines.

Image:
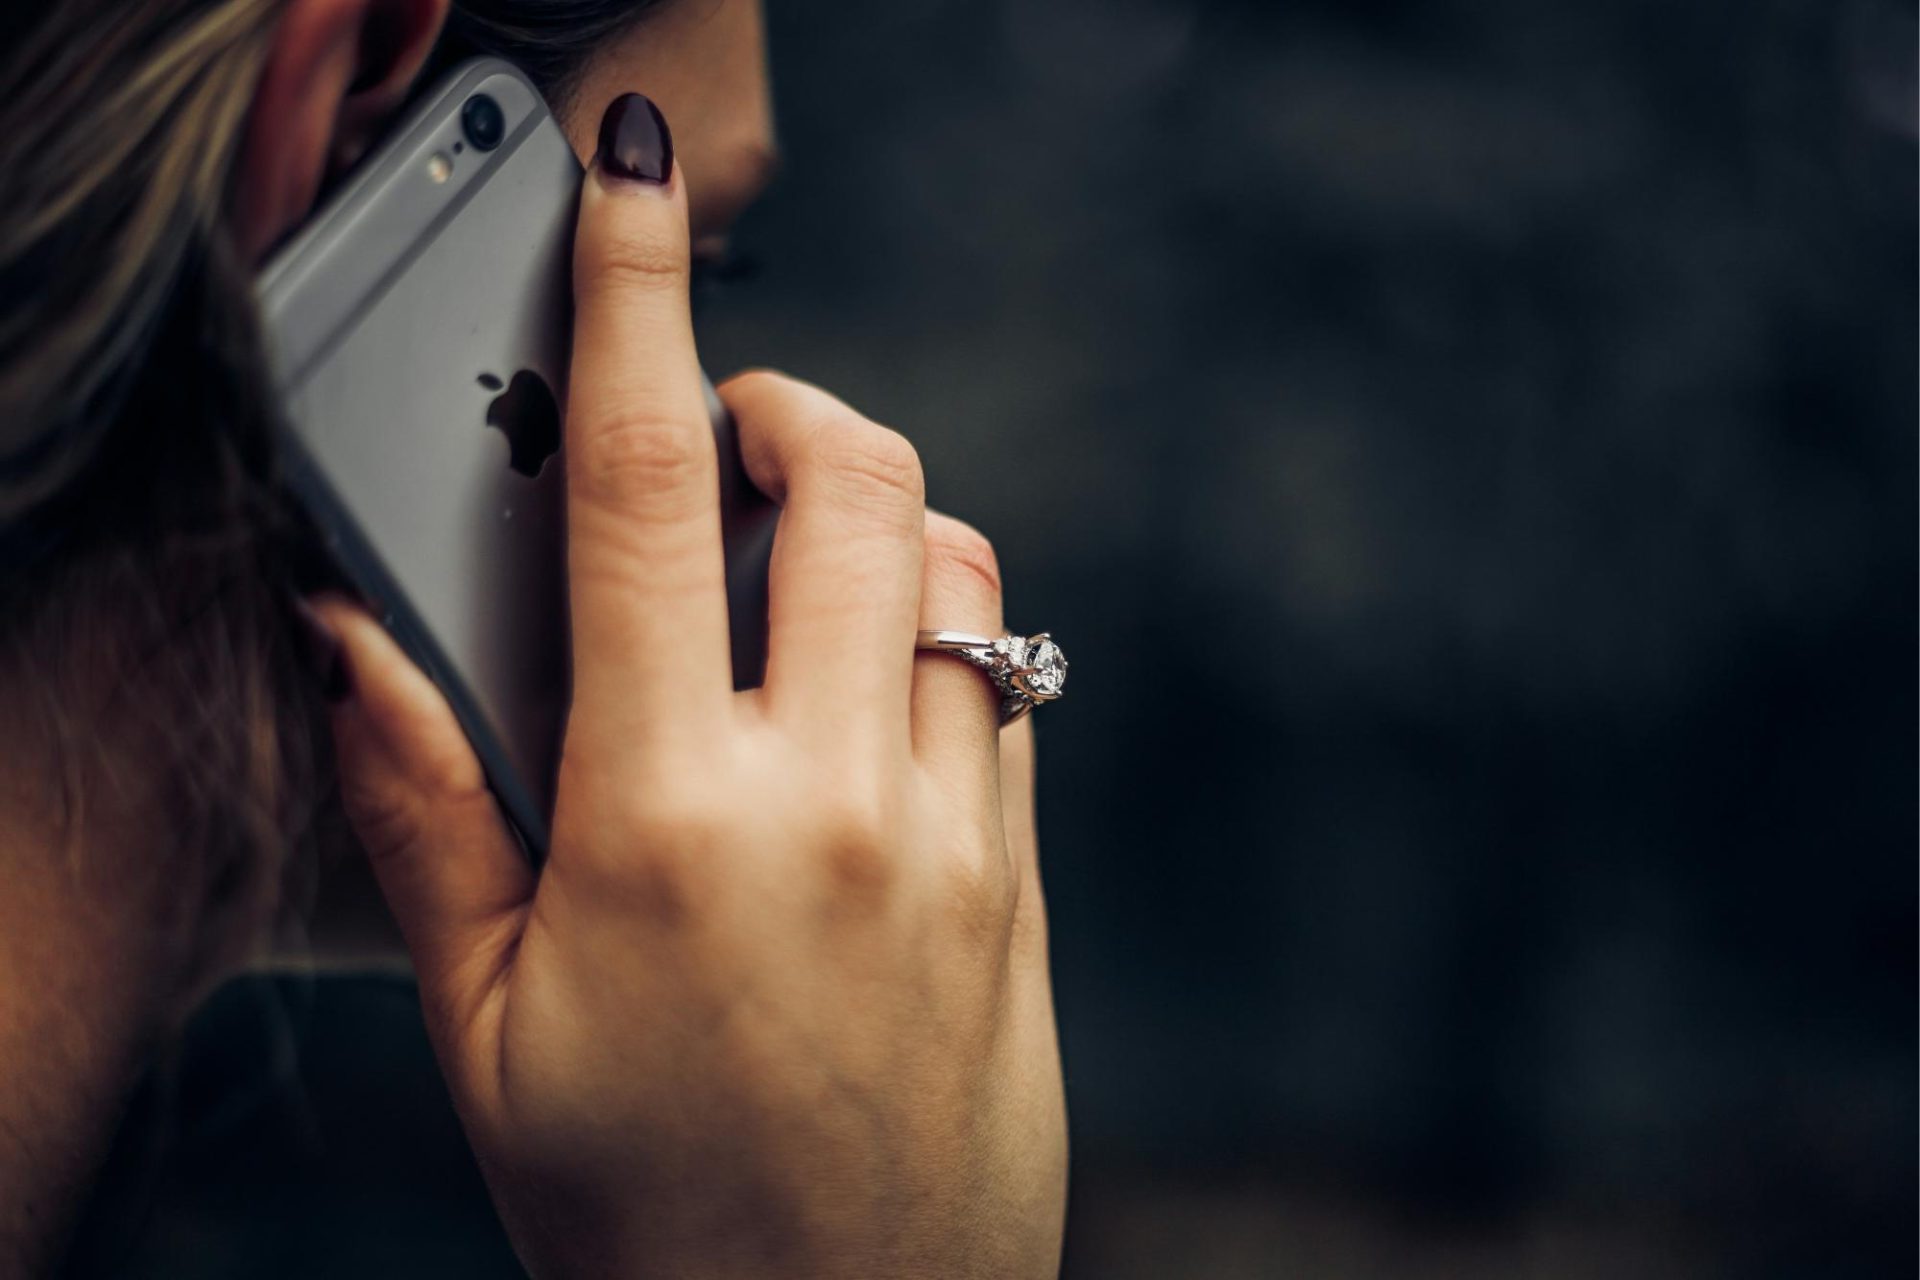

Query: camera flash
left=427, top=152, right=452, bottom=183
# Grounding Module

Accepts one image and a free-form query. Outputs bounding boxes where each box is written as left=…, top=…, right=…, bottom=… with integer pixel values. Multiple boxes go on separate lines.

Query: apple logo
left=478, top=370, right=560, bottom=478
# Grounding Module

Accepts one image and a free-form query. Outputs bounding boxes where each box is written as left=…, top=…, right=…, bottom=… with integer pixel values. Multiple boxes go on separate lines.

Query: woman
left=0, top=0, right=1068, bottom=1273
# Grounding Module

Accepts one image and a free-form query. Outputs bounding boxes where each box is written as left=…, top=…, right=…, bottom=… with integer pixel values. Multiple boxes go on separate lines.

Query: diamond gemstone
left=1022, top=638, right=1067, bottom=697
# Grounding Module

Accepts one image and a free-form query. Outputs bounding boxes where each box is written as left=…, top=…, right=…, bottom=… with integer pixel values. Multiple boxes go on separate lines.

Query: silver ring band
left=915, top=631, right=1068, bottom=725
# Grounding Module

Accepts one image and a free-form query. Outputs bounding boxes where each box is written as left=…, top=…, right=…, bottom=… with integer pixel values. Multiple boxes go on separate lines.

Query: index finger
left=565, top=94, right=731, bottom=751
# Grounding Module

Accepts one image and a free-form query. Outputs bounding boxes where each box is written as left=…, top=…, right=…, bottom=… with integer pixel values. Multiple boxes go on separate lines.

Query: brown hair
left=0, top=0, right=663, bottom=1010
left=442, top=0, right=670, bottom=115
left=0, top=0, right=318, bottom=1004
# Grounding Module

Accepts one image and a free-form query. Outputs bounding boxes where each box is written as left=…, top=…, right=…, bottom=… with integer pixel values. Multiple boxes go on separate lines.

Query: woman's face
left=558, top=0, right=778, bottom=263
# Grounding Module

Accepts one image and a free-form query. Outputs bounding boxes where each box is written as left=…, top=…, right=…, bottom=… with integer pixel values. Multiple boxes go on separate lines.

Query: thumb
left=305, top=596, right=535, bottom=1034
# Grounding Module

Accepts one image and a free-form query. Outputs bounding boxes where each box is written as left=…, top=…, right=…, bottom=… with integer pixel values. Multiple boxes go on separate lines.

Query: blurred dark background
left=704, top=0, right=1918, bottom=1273
left=75, top=0, right=1916, bottom=1276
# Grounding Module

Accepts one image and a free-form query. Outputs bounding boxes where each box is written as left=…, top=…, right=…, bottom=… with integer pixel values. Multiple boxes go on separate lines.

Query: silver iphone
left=257, top=58, right=774, bottom=860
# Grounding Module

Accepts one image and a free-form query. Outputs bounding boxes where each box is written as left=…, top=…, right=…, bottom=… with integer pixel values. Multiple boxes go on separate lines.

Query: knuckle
left=607, top=777, right=725, bottom=856
left=809, top=790, right=899, bottom=901
left=1008, top=874, right=1050, bottom=957
left=822, top=838, right=895, bottom=903
left=621, top=846, right=704, bottom=927
left=576, top=842, right=704, bottom=928
left=813, top=416, right=925, bottom=513
left=559, top=789, right=720, bottom=926
left=942, top=844, right=1017, bottom=944
left=570, top=409, right=709, bottom=509
left=586, top=225, right=689, bottom=294
left=925, top=517, right=1003, bottom=599
left=341, top=751, right=491, bottom=866
left=340, top=779, right=422, bottom=864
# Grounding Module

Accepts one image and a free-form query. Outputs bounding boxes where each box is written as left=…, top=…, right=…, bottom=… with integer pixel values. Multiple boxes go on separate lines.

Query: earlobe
left=231, top=0, right=448, bottom=262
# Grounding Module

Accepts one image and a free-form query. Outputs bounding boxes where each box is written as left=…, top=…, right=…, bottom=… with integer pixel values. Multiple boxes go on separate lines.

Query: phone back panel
left=257, top=61, right=577, bottom=854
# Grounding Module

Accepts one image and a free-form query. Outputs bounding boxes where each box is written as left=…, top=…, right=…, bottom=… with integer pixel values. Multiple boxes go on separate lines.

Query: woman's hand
left=309, top=95, right=1067, bottom=1279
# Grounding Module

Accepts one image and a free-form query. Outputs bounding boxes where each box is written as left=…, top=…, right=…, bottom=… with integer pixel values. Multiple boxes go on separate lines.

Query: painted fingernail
left=596, top=92, right=673, bottom=184
left=293, top=598, right=353, bottom=703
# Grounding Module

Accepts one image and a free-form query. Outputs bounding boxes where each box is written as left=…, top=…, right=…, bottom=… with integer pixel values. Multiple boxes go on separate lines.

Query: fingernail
left=293, top=599, right=353, bottom=704
left=596, top=92, right=674, bottom=185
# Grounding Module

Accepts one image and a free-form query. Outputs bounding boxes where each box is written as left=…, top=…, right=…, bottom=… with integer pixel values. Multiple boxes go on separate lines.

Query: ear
left=232, top=0, right=449, bottom=261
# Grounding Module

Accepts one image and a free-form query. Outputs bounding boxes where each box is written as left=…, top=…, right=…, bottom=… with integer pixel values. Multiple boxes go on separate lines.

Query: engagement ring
left=914, top=631, right=1068, bottom=725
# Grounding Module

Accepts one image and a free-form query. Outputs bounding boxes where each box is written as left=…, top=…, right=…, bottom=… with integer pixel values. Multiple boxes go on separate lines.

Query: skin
left=0, top=0, right=1068, bottom=1275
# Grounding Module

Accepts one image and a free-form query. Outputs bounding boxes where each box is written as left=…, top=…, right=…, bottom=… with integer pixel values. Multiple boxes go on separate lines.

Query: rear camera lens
left=461, top=94, right=505, bottom=151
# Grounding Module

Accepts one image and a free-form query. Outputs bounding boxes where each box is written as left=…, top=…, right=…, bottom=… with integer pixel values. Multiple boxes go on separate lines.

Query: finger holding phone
left=309, top=90, right=1068, bottom=1278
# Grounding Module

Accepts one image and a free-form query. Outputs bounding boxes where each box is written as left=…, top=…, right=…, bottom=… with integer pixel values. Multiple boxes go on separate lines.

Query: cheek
left=557, top=0, right=774, bottom=207
left=556, top=97, right=599, bottom=167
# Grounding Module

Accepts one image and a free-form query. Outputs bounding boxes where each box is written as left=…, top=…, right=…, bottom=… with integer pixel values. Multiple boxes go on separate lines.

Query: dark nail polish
left=293, top=599, right=353, bottom=703
left=596, top=92, right=673, bottom=185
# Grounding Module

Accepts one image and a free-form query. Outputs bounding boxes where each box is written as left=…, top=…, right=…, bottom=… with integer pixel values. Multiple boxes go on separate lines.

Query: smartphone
left=256, top=58, right=775, bottom=861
